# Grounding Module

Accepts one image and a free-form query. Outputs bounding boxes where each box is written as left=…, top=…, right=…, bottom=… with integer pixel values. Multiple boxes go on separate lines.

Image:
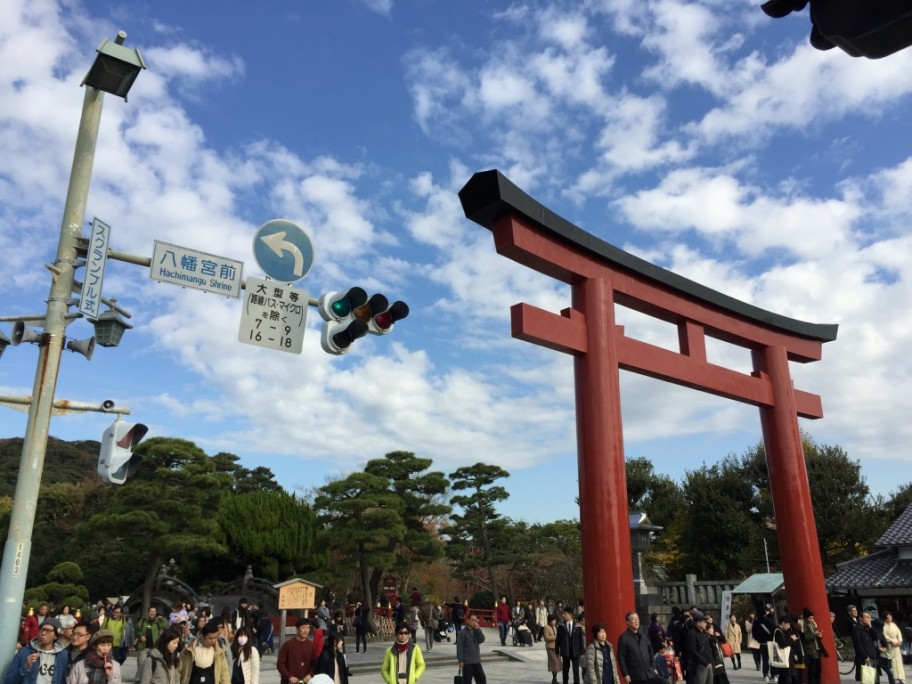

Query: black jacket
left=557, top=621, right=586, bottom=659
left=316, top=649, right=350, bottom=684
left=686, top=628, right=713, bottom=670
left=752, top=615, right=776, bottom=644
left=617, top=629, right=656, bottom=681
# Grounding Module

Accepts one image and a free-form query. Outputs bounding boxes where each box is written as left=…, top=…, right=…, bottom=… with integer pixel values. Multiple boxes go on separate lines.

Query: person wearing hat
left=4, top=617, right=68, bottom=684
left=65, top=629, right=122, bottom=684
left=178, top=621, right=229, bottom=684
left=686, top=612, right=714, bottom=684
left=277, top=618, right=317, bottom=684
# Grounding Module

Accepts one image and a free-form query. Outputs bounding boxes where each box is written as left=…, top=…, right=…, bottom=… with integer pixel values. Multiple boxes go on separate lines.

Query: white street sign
left=150, top=241, right=243, bottom=298
left=79, top=218, right=111, bottom=319
left=238, top=276, right=307, bottom=354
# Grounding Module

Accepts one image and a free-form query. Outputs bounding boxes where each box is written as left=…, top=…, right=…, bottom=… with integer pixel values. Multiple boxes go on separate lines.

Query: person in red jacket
left=277, top=619, right=317, bottom=684
left=496, top=597, right=512, bottom=647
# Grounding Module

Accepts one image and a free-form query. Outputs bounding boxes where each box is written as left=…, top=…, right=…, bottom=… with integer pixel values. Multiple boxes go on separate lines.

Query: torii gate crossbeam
left=459, top=170, right=840, bottom=684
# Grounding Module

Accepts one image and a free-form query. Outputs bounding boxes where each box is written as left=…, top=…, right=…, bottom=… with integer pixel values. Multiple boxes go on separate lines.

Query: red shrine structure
left=459, top=170, right=840, bottom=683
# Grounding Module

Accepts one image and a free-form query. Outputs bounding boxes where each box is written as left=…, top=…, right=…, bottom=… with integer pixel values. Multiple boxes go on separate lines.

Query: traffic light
left=318, top=288, right=410, bottom=354
left=761, top=0, right=912, bottom=58
left=98, top=418, right=148, bottom=484
left=318, top=287, right=370, bottom=355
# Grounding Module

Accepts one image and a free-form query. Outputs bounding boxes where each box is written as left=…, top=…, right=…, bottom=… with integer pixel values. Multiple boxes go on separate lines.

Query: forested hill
left=0, top=437, right=101, bottom=498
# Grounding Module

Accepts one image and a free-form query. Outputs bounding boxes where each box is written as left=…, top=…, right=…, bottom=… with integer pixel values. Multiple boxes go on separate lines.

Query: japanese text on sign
left=150, top=241, right=244, bottom=298
left=238, top=276, right=307, bottom=354
left=79, top=218, right=111, bottom=320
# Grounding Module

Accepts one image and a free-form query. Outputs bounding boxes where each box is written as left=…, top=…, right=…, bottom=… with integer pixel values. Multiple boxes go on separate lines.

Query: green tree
left=211, top=452, right=283, bottom=494
left=363, top=451, right=450, bottom=599
left=676, top=458, right=765, bottom=578
left=314, top=472, right=406, bottom=606
left=738, top=437, right=877, bottom=571
left=626, top=456, right=685, bottom=529
left=523, top=519, right=583, bottom=602
left=24, top=561, right=89, bottom=608
left=71, top=437, right=232, bottom=607
left=443, top=463, right=510, bottom=598
left=219, top=490, right=321, bottom=579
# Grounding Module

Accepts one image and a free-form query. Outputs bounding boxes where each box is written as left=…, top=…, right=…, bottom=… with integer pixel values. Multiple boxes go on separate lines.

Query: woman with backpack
left=137, top=627, right=183, bottom=684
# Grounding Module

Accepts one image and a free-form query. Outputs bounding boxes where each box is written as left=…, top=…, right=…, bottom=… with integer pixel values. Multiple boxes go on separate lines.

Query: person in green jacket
left=381, top=622, right=426, bottom=684
left=135, top=607, right=170, bottom=671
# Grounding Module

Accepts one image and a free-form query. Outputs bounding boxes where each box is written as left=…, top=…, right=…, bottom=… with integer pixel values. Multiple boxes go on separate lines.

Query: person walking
left=618, top=611, right=661, bottom=684
left=585, top=623, right=622, bottom=684
left=801, top=609, right=822, bottom=684
left=65, top=624, right=91, bottom=676
left=557, top=607, right=586, bottom=684
left=495, top=597, right=511, bottom=647
left=883, top=612, right=904, bottom=684
left=752, top=606, right=776, bottom=682
left=136, top=606, right=171, bottom=672
left=66, top=630, right=122, bottom=684
left=536, top=601, right=549, bottom=643
left=101, top=606, right=133, bottom=666
left=457, top=614, right=486, bottom=684
left=277, top=619, right=317, bottom=684
left=381, top=622, right=425, bottom=684
left=686, top=612, right=714, bottom=684
left=724, top=615, right=742, bottom=670
left=352, top=603, right=369, bottom=654
left=180, top=621, right=230, bottom=684
left=449, top=598, right=465, bottom=636
left=229, top=627, right=260, bottom=684
left=316, top=633, right=349, bottom=684
left=5, top=617, right=68, bottom=684
left=648, top=615, right=667, bottom=657
left=745, top=613, right=761, bottom=672
left=545, top=614, right=562, bottom=684
left=418, top=600, right=436, bottom=653
left=136, top=627, right=183, bottom=684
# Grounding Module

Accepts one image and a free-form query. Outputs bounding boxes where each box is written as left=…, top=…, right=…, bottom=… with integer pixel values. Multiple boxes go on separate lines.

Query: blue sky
left=2, top=0, right=912, bottom=526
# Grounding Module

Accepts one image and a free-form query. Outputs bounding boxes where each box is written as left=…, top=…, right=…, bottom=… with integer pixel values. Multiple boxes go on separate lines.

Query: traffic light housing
left=761, top=0, right=912, bottom=58
left=366, top=299, right=410, bottom=335
left=98, top=419, right=148, bottom=484
left=318, top=288, right=410, bottom=354
left=319, top=287, right=370, bottom=355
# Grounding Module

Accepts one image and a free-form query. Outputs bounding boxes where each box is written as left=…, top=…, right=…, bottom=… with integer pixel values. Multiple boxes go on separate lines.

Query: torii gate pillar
left=460, top=170, right=840, bottom=684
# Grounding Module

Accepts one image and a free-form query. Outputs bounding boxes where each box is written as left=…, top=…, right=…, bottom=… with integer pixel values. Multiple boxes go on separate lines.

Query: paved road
left=119, top=628, right=904, bottom=684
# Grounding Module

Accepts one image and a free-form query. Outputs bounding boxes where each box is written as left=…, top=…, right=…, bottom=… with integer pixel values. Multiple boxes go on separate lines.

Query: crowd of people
left=9, top=595, right=911, bottom=684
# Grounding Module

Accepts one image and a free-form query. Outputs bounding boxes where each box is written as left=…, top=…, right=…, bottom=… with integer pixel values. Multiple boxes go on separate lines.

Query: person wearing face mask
left=229, top=628, right=259, bottom=684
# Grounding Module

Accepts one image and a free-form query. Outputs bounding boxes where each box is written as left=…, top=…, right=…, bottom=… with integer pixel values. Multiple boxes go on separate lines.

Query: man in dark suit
left=556, top=607, right=586, bottom=684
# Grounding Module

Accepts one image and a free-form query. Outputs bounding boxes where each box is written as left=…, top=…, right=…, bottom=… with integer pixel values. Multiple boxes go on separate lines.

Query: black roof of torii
left=459, top=169, right=838, bottom=344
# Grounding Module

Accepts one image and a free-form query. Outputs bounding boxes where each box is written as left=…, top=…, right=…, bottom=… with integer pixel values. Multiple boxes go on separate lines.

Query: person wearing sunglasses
left=5, top=617, right=69, bottom=684
left=381, top=622, right=425, bottom=684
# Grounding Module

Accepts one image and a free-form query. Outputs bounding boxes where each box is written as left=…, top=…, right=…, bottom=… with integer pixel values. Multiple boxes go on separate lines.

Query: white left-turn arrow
left=260, top=231, right=304, bottom=276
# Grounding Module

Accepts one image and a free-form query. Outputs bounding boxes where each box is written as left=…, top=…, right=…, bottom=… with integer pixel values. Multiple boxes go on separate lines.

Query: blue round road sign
left=253, top=219, right=315, bottom=283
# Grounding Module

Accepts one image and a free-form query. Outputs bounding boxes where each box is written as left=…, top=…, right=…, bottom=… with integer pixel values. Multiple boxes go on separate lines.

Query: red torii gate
left=459, top=170, right=840, bottom=684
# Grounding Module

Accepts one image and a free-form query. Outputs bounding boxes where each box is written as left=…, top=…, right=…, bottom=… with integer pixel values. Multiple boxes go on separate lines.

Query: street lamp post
left=0, top=32, right=144, bottom=663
